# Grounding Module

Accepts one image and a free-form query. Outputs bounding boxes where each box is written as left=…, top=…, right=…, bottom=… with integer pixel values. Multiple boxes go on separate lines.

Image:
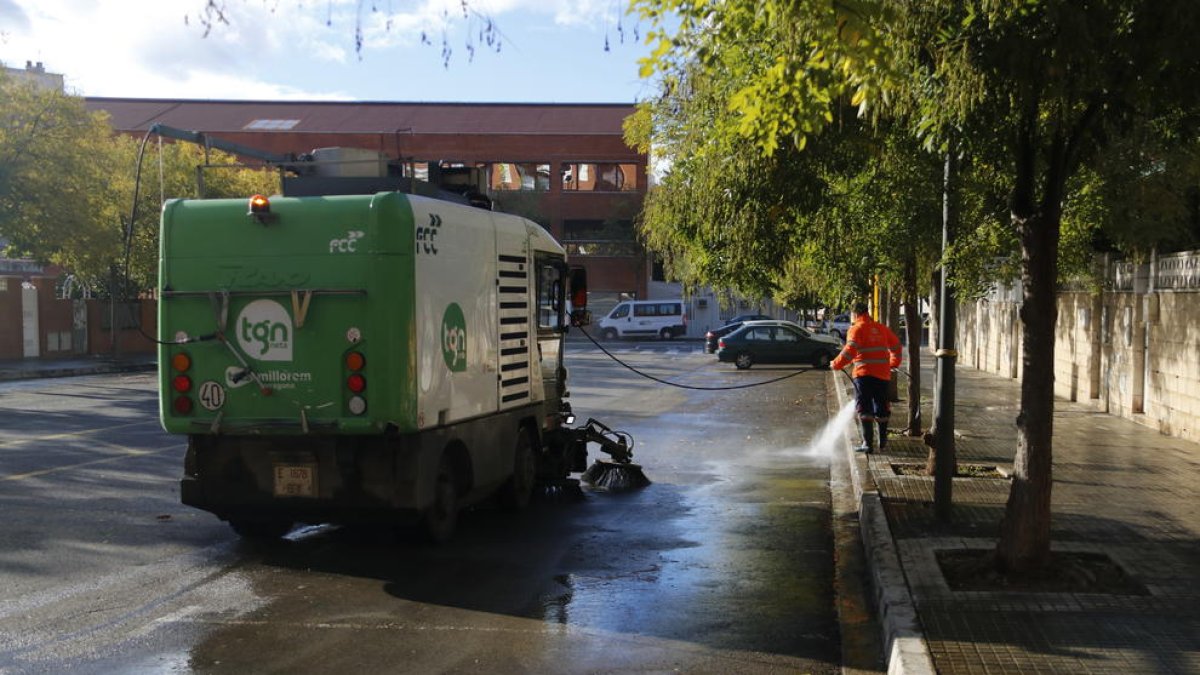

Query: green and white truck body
left=159, top=191, right=578, bottom=538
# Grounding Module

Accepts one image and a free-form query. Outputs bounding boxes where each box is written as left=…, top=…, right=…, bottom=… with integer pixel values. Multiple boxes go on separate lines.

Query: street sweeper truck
left=157, top=184, right=645, bottom=542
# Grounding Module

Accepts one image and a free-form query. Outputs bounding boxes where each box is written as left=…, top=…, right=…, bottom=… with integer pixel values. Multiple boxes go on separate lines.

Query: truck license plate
left=273, top=464, right=317, bottom=497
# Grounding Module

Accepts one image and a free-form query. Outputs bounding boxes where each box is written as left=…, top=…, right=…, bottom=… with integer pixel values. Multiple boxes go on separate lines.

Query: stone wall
left=957, top=274, right=1200, bottom=443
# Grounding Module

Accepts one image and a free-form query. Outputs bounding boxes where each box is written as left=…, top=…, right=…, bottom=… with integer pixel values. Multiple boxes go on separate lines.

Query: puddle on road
left=528, top=389, right=853, bottom=652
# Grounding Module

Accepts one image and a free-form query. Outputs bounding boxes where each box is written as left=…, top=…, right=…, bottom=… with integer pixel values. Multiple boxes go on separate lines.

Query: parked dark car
left=704, top=322, right=745, bottom=354
left=715, top=320, right=843, bottom=370
left=726, top=313, right=772, bottom=325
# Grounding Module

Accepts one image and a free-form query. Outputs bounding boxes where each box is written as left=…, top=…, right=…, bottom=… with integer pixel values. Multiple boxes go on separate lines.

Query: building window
left=430, top=161, right=488, bottom=192
left=651, top=255, right=666, bottom=282
left=563, top=219, right=634, bottom=240
left=402, top=162, right=430, bottom=182
left=243, top=119, right=301, bottom=130
left=562, top=219, right=639, bottom=257
left=489, top=162, right=550, bottom=191
left=561, top=163, right=639, bottom=192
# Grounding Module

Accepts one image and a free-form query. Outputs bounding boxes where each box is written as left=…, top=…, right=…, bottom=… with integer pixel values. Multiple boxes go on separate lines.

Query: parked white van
left=597, top=300, right=688, bottom=340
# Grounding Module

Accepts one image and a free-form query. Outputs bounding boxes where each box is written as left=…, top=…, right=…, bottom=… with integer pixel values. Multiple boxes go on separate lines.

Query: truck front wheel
left=423, top=455, right=459, bottom=543
left=499, top=429, right=535, bottom=511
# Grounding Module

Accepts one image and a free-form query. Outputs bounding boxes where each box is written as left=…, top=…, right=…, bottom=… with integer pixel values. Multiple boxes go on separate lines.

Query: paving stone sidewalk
left=839, top=363, right=1200, bottom=674
left=0, top=354, right=156, bottom=382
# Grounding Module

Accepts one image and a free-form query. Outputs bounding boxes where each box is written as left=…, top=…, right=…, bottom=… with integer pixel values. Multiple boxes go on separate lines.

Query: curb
left=0, top=361, right=156, bottom=383
left=832, top=372, right=936, bottom=675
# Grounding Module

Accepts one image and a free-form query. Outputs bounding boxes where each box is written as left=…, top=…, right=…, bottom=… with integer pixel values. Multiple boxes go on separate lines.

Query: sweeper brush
left=581, top=459, right=651, bottom=490
left=572, top=418, right=651, bottom=491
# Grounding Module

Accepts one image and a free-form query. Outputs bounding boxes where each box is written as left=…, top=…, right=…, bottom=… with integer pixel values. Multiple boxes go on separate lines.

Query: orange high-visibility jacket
left=831, top=314, right=902, bottom=379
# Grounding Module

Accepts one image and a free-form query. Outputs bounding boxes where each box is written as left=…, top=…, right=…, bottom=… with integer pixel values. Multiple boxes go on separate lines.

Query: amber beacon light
left=247, top=194, right=277, bottom=223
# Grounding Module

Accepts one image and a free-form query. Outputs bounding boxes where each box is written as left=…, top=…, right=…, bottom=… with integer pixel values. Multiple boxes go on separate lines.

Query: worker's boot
left=877, top=421, right=889, bottom=451
left=856, top=421, right=874, bottom=453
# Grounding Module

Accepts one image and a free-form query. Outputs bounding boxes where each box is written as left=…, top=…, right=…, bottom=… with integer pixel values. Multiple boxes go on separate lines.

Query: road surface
left=0, top=340, right=847, bottom=673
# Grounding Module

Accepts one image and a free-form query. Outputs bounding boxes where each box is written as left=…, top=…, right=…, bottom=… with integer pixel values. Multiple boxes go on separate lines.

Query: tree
left=632, top=0, right=1200, bottom=573
left=1066, top=114, right=1200, bottom=260
left=0, top=73, right=278, bottom=293
left=119, top=136, right=279, bottom=290
left=904, top=2, right=1200, bottom=572
left=0, top=73, right=125, bottom=287
left=626, top=40, right=944, bottom=435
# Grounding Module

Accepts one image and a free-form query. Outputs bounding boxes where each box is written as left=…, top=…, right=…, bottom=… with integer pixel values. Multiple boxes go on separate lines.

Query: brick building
left=1, top=60, right=65, bottom=90
left=85, top=98, right=650, bottom=305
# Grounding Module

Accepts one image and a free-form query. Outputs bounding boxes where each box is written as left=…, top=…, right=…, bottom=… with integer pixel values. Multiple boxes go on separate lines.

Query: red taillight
left=344, top=352, right=367, bottom=414
left=172, top=374, right=192, bottom=393
left=718, top=338, right=726, bottom=349
left=171, top=352, right=191, bottom=372
left=173, top=396, right=193, bottom=415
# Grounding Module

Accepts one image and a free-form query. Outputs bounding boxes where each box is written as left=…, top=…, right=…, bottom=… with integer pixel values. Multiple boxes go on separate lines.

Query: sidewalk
left=834, top=361, right=1200, bottom=674
left=0, top=353, right=157, bottom=382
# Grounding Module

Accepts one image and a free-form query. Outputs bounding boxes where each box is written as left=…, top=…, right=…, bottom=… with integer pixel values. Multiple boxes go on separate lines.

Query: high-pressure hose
left=573, top=325, right=818, bottom=391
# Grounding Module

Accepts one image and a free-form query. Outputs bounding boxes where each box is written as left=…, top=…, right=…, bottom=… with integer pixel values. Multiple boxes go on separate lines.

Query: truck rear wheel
left=423, top=455, right=459, bottom=543
left=498, top=429, right=535, bottom=511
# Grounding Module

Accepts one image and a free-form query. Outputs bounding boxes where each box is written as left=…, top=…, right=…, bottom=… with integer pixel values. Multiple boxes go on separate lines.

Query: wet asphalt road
left=0, top=339, right=843, bottom=674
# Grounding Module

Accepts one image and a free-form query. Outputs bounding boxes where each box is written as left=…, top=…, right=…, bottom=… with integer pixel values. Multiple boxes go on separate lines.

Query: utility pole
left=933, top=148, right=959, bottom=521
left=109, top=264, right=119, bottom=358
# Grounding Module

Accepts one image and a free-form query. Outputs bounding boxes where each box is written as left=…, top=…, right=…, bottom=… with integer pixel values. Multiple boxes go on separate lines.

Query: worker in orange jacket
left=831, top=302, right=903, bottom=452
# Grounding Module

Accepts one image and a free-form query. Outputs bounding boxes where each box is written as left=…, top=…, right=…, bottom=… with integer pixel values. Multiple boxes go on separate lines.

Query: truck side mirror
left=569, top=266, right=590, bottom=326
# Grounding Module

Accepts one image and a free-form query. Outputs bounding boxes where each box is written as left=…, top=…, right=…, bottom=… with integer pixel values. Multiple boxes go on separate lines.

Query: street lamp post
left=933, top=149, right=959, bottom=522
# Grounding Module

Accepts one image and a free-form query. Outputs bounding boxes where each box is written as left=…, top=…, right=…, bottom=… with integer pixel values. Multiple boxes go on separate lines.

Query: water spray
left=808, top=400, right=858, bottom=457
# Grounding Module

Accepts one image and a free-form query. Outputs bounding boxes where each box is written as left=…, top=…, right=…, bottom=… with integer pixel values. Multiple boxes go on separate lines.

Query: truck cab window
left=537, top=262, right=564, bottom=331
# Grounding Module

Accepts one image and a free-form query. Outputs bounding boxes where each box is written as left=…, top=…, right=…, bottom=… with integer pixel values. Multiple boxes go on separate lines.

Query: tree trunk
left=996, top=210, right=1059, bottom=573
left=927, top=269, right=940, bottom=356
left=903, top=256, right=922, bottom=436
left=925, top=267, right=940, bottom=474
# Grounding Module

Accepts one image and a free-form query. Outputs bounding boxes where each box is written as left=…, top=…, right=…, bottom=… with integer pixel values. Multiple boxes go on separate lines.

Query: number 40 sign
left=198, top=381, right=226, bottom=411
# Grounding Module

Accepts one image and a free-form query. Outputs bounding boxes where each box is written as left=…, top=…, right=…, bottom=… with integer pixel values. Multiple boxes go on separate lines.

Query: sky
left=0, top=0, right=658, bottom=103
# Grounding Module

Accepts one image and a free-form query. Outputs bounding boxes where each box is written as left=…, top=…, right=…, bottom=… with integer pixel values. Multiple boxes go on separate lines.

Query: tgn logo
left=441, top=303, right=467, bottom=372
left=235, top=299, right=294, bottom=361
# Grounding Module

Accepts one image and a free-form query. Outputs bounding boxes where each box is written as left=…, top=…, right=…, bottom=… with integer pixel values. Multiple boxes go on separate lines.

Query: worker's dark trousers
left=854, top=375, right=891, bottom=449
